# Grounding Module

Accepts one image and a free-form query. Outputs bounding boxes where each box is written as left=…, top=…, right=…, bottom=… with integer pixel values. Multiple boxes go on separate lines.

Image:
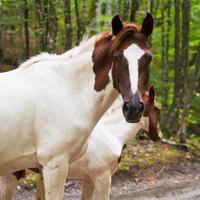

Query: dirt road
left=112, top=180, right=200, bottom=200
left=13, top=162, right=200, bottom=200
left=13, top=179, right=200, bottom=200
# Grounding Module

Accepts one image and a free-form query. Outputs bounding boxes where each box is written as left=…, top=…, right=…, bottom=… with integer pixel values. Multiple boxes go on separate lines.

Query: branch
left=160, top=138, right=189, bottom=151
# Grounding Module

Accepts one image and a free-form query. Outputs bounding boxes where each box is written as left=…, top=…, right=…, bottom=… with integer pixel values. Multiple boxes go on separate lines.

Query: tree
left=48, top=0, right=57, bottom=52
left=34, top=0, right=47, bottom=51
left=161, top=0, right=171, bottom=111
left=23, top=0, right=30, bottom=58
left=63, top=0, right=72, bottom=50
left=177, top=0, right=191, bottom=142
left=165, top=0, right=181, bottom=134
left=0, top=26, right=3, bottom=61
left=74, top=0, right=81, bottom=44
left=130, top=0, right=139, bottom=21
left=123, top=0, right=129, bottom=20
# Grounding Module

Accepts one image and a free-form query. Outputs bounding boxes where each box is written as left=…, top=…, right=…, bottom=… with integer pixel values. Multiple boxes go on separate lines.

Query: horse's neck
left=101, top=105, right=144, bottom=145
left=60, top=49, right=118, bottom=127
left=62, top=34, right=118, bottom=126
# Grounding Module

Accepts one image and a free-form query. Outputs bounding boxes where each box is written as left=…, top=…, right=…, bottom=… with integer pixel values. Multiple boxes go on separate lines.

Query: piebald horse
left=0, top=86, right=161, bottom=200
left=0, top=14, right=153, bottom=200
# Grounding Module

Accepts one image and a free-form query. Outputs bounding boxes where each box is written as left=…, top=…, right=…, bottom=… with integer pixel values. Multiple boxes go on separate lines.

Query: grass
left=118, top=138, right=200, bottom=172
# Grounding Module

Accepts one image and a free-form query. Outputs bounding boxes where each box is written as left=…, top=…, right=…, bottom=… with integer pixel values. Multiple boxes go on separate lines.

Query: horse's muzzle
left=122, top=100, right=144, bottom=123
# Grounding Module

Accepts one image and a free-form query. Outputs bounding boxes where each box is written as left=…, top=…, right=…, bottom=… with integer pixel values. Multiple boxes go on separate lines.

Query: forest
left=0, top=0, right=200, bottom=199
left=0, top=0, right=199, bottom=143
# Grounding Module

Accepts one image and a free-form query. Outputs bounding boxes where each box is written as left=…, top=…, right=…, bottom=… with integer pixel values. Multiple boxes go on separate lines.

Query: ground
left=13, top=139, right=200, bottom=200
left=13, top=161, right=200, bottom=200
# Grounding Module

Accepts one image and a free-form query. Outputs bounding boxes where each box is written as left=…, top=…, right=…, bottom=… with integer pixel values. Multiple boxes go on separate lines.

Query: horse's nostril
left=123, top=101, right=144, bottom=117
left=123, top=102, right=130, bottom=115
left=137, top=101, right=144, bottom=113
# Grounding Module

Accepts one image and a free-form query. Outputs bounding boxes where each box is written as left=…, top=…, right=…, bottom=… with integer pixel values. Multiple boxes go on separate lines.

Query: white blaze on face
left=123, top=44, right=145, bottom=94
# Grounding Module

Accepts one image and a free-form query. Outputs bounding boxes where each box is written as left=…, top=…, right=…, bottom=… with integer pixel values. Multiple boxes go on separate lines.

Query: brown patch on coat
left=138, top=54, right=151, bottom=94
left=92, top=32, right=113, bottom=91
left=112, top=54, right=131, bottom=98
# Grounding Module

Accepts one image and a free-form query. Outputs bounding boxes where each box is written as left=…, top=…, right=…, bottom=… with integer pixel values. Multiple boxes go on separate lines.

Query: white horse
left=0, top=14, right=153, bottom=200
left=0, top=86, right=161, bottom=200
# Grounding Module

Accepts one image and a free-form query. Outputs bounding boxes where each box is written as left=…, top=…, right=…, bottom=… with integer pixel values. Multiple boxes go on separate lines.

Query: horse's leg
left=42, top=155, right=69, bottom=200
left=36, top=171, right=45, bottom=200
left=81, top=179, right=94, bottom=200
left=93, top=171, right=111, bottom=200
left=0, top=174, right=17, bottom=200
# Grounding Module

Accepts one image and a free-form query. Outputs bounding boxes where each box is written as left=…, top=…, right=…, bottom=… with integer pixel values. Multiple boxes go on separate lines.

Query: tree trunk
left=34, top=0, right=49, bottom=51
left=162, top=0, right=171, bottom=111
left=24, top=0, right=30, bottom=59
left=0, top=26, right=3, bottom=61
left=106, top=0, right=112, bottom=27
left=34, top=0, right=46, bottom=51
left=123, top=0, right=129, bottom=20
left=117, top=0, right=122, bottom=17
left=149, top=0, right=154, bottom=15
left=63, top=0, right=72, bottom=50
left=80, top=0, right=87, bottom=36
left=177, top=0, right=191, bottom=142
left=111, top=0, right=118, bottom=16
left=74, top=0, right=81, bottom=44
left=43, top=0, right=49, bottom=50
left=180, top=0, right=190, bottom=96
left=177, top=46, right=200, bottom=142
left=85, top=0, right=99, bottom=36
left=100, top=1, right=107, bottom=29
left=165, top=0, right=181, bottom=134
left=130, top=0, right=139, bottom=21
left=48, top=0, right=57, bottom=52
left=161, top=0, right=166, bottom=110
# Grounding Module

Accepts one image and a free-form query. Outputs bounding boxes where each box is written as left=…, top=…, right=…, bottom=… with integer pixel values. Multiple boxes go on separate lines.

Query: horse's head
left=110, top=14, right=153, bottom=122
left=142, top=86, right=162, bottom=141
left=92, top=14, right=153, bottom=123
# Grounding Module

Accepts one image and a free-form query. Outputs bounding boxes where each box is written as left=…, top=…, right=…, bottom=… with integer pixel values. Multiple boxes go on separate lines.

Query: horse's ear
left=112, top=15, right=123, bottom=36
left=149, top=85, right=155, bottom=104
left=141, top=13, right=153, bottom=37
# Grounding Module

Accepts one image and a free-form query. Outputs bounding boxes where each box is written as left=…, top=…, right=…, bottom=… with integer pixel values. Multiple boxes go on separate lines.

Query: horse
left=0, top=14, right=153, bottom=200
left=0, top=86, right=161, bottom=200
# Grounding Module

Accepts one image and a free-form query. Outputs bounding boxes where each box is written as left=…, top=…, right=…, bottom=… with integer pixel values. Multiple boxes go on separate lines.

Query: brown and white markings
left=0, top=14, right=153, bottom=200
left=93, top=14, right=153, bottom=122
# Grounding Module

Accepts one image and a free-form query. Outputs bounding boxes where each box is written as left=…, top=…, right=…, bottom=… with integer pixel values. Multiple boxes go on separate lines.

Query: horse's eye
left=113, top=54, right=121, bottom=63
left=114, top=55, right=120, bottom=63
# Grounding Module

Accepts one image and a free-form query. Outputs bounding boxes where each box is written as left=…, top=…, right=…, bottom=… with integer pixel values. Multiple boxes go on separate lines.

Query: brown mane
left=110, top=23, right=142, bottom=54
left=92, top=32, right=113, bottom=91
